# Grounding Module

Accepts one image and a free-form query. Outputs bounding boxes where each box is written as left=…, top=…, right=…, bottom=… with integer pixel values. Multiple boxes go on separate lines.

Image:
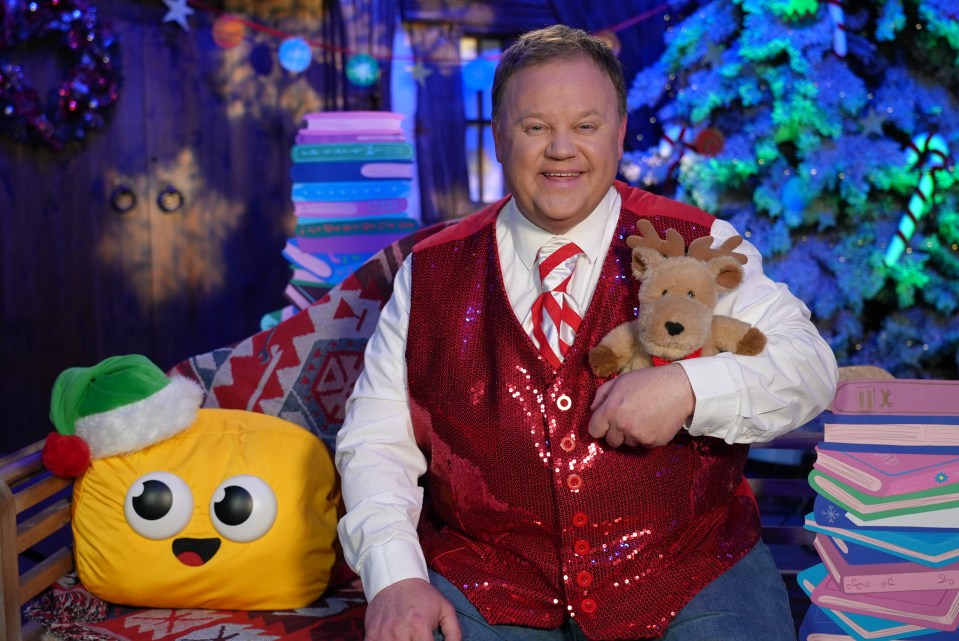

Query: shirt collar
left=506, top=186, right=621, bottom=271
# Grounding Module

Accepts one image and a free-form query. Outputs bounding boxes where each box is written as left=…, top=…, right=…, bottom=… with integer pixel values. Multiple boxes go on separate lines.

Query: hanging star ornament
left=162, top=0, right=194, bottom=31
left=859, top=108, right=886, bottom=137
left=407, top=60, right=433, bottom=87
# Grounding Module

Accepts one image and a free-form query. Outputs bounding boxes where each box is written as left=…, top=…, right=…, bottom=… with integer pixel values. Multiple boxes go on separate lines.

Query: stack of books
left=263, top=111, right=420, bottom=328
left=798, top=378, right=959, bottom=641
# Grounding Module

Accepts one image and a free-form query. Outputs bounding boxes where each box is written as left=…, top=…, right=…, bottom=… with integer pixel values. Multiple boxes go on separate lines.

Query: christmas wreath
left=0, top=0, right=122, bottom=150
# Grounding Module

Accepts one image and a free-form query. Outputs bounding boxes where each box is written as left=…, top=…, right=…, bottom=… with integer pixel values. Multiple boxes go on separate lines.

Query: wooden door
left=0, top=1, right=332, bottom=453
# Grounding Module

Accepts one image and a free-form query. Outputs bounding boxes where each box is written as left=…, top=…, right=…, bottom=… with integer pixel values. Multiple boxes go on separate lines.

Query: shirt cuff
left=357, top=539, right=430, bottom=602
left=678, top=355, right=743, bottom=442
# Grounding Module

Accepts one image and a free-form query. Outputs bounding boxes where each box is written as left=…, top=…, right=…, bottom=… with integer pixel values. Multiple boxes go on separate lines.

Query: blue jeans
left=429, top=540, right=797, bottom=641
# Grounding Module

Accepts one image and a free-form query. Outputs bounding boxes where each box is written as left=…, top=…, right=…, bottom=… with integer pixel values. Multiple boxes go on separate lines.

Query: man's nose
left=547, top=132, right=576, bottom=158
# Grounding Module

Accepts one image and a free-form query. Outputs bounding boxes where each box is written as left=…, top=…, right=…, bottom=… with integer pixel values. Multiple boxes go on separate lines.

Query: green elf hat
left=43, top=354, right=204, bottom=478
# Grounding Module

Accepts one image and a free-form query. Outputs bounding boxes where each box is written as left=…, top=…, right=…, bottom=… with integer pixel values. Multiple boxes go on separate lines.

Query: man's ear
left=492, top=119, right=504, bottom=163
left=617, top=115, right=627, bottom=158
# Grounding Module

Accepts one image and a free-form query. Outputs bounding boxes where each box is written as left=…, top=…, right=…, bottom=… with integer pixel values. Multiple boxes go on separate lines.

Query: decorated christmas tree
left=621, top=0, right=959, bottom=378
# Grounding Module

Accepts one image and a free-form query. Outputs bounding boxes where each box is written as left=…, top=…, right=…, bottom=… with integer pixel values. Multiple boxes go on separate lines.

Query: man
left=335, top=24, right=837, bottom=641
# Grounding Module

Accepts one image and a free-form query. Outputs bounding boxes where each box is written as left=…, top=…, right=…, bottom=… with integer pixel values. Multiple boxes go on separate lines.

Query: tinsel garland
left=0, top=0, right=122, bottom=150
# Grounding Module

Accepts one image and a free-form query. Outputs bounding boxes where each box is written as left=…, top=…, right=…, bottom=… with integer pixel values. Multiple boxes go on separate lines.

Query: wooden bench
left=1, top=441, right=73, bottom=641
left=1, top=430, right=826, bottom=640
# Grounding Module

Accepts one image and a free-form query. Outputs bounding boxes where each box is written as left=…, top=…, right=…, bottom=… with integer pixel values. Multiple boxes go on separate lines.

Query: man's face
left=493, top=57, right=626, bottom=234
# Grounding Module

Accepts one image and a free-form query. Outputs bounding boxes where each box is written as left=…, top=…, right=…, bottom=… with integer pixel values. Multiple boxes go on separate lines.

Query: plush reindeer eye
left=661, top=289, right=669, bottom=297
left=687, top=290, right=695, bottom=298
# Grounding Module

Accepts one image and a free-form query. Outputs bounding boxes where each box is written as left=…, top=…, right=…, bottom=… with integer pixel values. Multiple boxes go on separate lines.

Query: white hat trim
left=75, top=376, right=204, bottom=459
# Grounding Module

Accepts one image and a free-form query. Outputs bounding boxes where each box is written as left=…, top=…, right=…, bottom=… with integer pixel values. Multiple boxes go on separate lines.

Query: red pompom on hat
left=43, top=354, right=203, bottom=478
left=41, top=433, right=92, bottom=478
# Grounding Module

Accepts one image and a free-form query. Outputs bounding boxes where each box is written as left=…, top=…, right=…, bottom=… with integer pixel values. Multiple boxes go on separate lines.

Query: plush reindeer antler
left=687, top=235, right=748, bottom=265
left=626, top=219, right=685, bottom=257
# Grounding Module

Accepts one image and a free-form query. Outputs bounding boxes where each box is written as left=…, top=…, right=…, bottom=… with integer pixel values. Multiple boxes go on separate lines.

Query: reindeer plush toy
left=589, top=219, right=766, bottom=377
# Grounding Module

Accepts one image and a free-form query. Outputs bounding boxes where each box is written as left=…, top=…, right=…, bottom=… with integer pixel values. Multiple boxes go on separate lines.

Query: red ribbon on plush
left=650, top=348, right=703, bottom=367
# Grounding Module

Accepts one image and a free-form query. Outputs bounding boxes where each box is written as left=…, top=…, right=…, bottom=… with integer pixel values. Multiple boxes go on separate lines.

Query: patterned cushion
left=171, top=221, right=455, bottom=451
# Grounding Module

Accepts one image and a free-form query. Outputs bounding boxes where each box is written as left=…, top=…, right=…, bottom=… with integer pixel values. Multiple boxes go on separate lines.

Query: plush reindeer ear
left=710, top=256, right=745, bottom=291
left=631, top=246, right=663, bottom=280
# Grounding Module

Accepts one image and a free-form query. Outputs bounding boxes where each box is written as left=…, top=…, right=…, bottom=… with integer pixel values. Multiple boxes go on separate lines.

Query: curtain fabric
left=407, top=22, right=471, bottom=224
left=337, top=0, right=400, bottom=110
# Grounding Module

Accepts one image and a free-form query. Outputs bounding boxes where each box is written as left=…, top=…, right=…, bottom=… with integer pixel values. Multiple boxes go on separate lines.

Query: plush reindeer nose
left=665, top=321, right=685, bottom=336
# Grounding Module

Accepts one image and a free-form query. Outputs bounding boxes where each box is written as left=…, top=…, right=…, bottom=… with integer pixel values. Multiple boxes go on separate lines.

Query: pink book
left=810, top=569, right=959, bottom=631
left=302, top=111, right=404, bottom=133
left=832, top=379, right=959, bottom=416
left=294, top=198, right=409, bottom=218
left=815, top=534, right=959, bottom=594
left=814, top=446, right=959, bottom=497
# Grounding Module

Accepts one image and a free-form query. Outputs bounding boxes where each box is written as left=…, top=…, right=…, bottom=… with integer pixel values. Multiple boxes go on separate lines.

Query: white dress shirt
left=335, top=186, right=838, bottom=601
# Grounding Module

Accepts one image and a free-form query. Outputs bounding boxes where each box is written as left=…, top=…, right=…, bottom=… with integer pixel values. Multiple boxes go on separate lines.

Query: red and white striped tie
left=531, top=239, right=584, bottom=369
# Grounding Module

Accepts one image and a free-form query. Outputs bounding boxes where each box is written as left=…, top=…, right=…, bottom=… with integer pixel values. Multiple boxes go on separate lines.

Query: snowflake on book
left=821, top=503, right=841, bottom=524
left=936, top=472, right=950, bottom=484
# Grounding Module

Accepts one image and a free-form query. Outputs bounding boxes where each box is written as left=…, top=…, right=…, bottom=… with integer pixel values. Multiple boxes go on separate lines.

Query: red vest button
left=580, top=598, right=597, bottom=613
left=556, top=394, right=572, bottom=411
left=576, top=570, right=593, bottom=587
left=560, top=436, right=575, bottom=452
left=566, top=474, right=583, bottom=490
left=574, top=539, right=590, bottom=555
left=572, top=512, right=588, bottom=527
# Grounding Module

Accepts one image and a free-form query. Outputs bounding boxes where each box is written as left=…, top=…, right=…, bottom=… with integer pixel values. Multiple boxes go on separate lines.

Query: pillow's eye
left=124, top=472, right=194, bottom=540
left=661, top=289, right=669, bottom=297
left=209, top=475, right=278, bottom=542
left=687, top=290, right=695, bottom=298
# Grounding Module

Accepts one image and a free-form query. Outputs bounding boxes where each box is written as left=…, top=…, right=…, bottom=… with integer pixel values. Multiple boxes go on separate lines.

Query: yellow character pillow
left=43, top=354, right=339, bottom=610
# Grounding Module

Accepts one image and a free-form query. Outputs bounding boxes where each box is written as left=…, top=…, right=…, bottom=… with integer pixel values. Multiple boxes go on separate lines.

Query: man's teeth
left=544, top=172, right=580, bottom=177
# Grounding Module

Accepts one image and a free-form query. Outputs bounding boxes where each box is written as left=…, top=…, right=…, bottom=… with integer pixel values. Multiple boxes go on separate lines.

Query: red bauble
left=694, top=127, right=725, bottom=157
left=41, top=432, right=91, bottom=478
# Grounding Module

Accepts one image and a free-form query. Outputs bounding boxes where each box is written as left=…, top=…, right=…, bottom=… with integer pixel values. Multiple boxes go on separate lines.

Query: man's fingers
left=590, top=379, right=613, bottom=410
left=437, top=603, right=462, bottom=641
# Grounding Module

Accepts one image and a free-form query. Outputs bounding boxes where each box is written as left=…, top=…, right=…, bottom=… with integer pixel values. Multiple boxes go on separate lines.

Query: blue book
left=818, top=441, right=959, bottom=456
left=291, top=180, right=411, bottom=202
left=799, top=603, right=954, bottom=641
left=290, top=160, right=414, bottom=182
left=798, top=565, right=949, bottom=640
left=805, top=513, right=959, bottom=567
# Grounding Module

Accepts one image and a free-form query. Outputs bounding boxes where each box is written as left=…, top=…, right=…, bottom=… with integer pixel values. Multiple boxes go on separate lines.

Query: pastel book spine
left=293, top=198, right=409, bottom=218
left=295, top=218, right=419, bottom=254
left=798, top=565, right=936, bottom=640
left=813, top=446, right=959, bottom=497
left=822, top=412, right=959, bottom=447
left=832, top=379, right=959, bottom=416
left=804, top=513, right=959, bottom=567
left=818, top=440, right=959, bottom=456
left=814, top=494, right=959, bottom=531
left=302, top=111, right=404, bottom=132
left=809, top=567, right=959, bottom=632
left=290, top=161, right=414, bottom=182
left=291, top=142, right=414, bottom=163
left=282, top=240, right=374, bottom=283
left=808, top=470, right=959, bottom=520
left=798, top=604, right=958, bottom=641
left=296, top=131, right=407, bottom=144
left=291, top=180, right=411, bottom=202
left=815, top=533, right=959, bottom=594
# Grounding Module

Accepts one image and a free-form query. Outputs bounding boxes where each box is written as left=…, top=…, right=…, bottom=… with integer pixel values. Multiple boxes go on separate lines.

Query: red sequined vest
left=406, top=182, right=760, bottom=640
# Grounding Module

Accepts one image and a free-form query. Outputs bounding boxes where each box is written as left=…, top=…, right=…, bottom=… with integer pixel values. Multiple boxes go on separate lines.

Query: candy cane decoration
left=827, top=0, right=847, bottom=58
left=658, top=123, right=697, bottom=179
left=884, top=132, right=951, bottom=266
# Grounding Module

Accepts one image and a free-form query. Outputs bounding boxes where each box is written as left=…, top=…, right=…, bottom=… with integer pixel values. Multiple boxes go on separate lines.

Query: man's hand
left=588, top=364, right=695, bottom=448
left=364, top=578, right=462, bottom=641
